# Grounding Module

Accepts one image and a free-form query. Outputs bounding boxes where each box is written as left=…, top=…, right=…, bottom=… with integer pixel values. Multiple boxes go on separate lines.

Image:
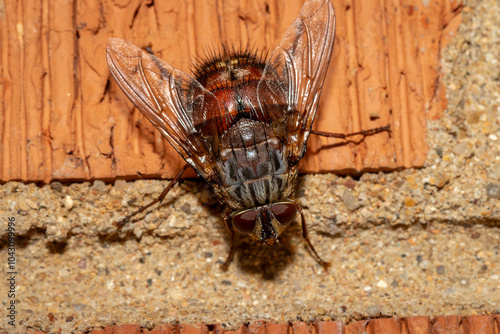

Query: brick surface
left=432, top=315, right=461, bottom=334
left=0, top=0, right=462, bottom=182
left=405, top=316, right=431, bottom=334
left=25, top=316, right=500, bottom=334
left=314, top=321, right=344, bottom=334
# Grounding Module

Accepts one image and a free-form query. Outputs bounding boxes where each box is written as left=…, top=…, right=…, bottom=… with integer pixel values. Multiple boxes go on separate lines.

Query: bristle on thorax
left=191, top=45, right=271, bottom=133
left=192, top=44, right=268, bottom=92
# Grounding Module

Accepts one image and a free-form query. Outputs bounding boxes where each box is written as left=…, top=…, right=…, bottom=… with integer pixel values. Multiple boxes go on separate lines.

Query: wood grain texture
left=0, top=0, right=462, bottom=183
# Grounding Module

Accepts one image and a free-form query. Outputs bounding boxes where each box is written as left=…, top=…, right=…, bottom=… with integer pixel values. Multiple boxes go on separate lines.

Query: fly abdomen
left=226, top=174, right=290, bottom=208
left=216, top=119, right=291, bottom=208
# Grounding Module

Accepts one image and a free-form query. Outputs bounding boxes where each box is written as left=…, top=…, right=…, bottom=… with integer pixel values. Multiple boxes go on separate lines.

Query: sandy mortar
left=1, top=0, right=499, bottom=333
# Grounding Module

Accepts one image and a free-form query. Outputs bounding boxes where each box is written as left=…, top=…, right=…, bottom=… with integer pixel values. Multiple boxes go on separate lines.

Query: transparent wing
left=106, top=38, right=221, bottom=179
left=257, top=0, right=335, bottom=159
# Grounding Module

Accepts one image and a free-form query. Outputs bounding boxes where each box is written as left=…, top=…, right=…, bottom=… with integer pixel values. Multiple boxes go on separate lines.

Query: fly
left=106, top=0, right=389, bottom=270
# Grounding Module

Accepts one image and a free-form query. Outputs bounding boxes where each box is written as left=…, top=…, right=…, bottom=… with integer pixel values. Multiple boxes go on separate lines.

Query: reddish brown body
left=188, top=50, right=298, bottom=214
left=193, top=52, right=267, bottom=133
left=106, top=0, right=337, bottom=268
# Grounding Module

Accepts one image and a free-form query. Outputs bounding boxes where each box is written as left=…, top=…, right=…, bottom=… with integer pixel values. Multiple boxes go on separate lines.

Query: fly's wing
left=106, top=38, right=221, bottom=179
left=257, top=0, right=335, bottom=160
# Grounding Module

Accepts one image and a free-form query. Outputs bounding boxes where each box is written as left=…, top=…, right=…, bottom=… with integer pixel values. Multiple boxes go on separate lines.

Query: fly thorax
left=192, top=49, right=268, bottom=136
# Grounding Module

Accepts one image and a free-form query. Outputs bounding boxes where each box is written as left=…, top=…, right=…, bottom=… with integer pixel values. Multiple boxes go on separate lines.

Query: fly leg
left=293, top=202, right=330, bottom=271
left=311, top=124, right=390, bottom=142
left=115, top=164, right=190, bottom=229
left=220, top=209, right=236, bottom=271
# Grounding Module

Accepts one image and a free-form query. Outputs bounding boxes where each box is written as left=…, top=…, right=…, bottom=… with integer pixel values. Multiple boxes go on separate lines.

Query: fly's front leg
left=115, top=164, right=190, bottom=229
left=220, top=208, right=236, bottom=271
left=293, top=202, right=330, bottom=271
left=311, top=124, right=390, bottom=143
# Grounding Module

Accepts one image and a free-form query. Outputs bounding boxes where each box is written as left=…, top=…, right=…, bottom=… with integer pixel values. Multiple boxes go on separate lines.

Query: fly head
left=230, top=202, right=299, bottom=245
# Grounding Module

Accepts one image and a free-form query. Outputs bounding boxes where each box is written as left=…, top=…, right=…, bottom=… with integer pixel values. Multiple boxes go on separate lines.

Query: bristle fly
left=191, top=42, right=268, bottom=81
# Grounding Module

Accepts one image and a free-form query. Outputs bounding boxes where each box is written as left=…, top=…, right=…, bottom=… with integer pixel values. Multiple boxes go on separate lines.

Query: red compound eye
left=271, top=203, right=297, bottom=226
left=232, top=210, right=257, bottom=234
